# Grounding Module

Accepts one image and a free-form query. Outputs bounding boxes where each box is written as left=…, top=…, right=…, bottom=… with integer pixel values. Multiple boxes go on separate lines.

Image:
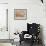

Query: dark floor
left=19, top=41, right=43, bottom=46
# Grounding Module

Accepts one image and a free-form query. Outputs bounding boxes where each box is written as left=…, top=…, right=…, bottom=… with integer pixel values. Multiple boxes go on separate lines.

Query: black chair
left=19, top=23, right=40, bottom=46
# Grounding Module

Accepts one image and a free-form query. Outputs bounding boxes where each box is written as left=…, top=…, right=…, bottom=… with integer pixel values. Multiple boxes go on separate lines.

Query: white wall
left=8, top=0, right=46, bottom=46
left=0, top=1, right=13, bottom=46
left=0, top=2, right=9, bottom=39
left=8, top=0, right=46, bottom=44
left=0, top=0, right=8, bottom=3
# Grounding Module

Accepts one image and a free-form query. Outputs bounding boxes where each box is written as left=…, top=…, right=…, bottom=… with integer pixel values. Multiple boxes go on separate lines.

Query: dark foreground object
left=19, top=41, right=43, bottom=46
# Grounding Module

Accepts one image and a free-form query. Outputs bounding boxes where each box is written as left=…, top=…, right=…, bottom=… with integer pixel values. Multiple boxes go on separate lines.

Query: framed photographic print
left=14, top=9, right=27, bottom=20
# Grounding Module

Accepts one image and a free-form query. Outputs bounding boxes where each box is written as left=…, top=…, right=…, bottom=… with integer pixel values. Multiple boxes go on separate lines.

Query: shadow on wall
left=40, top=25, right=45, bottom=46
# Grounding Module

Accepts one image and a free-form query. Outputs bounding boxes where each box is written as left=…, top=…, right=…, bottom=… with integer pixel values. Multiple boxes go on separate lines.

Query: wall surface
left=0, top=3, right=9, bottom=39
left=0, top=0, right=13, bottom=46
left=0, top=0, right=8, bottom=3
left=8, top=0, right=44, bottom=37
left=8, top=0, right=46, bottom=46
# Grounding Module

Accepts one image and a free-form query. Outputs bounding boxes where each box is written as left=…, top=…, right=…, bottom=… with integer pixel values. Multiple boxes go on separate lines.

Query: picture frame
left=14, top=9, right=27, bottom=20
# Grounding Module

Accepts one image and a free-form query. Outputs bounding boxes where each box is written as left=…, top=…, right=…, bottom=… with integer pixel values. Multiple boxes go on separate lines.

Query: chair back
left=27, top=23, right=40, bottom=35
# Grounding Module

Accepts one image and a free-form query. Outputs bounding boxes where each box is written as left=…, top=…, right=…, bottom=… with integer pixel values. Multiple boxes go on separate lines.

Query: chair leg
left=30, top=41, right=34, bottom=46
left=20, top=41, right=21, bottom=45
left=30, top=39, right=34, bottom=46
